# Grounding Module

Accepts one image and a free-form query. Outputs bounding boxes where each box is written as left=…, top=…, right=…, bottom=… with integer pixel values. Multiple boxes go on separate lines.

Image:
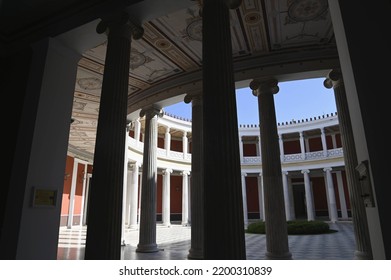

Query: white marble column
left=257, top=173, right=265, bottom=220
left=162, top=168, right=173, bottom=227
left=136, top=106, right=162, bottom=253
left=320, top=128, right=328, bottom=156
left=301, top=169, right=315, bottom=221
left=325, top=69, right=372, bottom=259
left=282, top=171, right=292, bottom=221
left=128, top=163, right=139, bottom=229
left=288, top=176, right=296, bottom=220
left=185, top=92, right=204, bottom=259
left=250, top=78, right=292, bottom=260
left=324, top=167, right=338, bottom=222
left=181, top=171, right=190, bottom=226
left=67, top=159, right=79, bottom=228
left=121, top=122, right=131, bottom=245
left=331, top=134, right=337, bottom=149
left=238, top=135, right=244, bottom=163
left=241, top=172, right=248, bottom=227
left=182, top=131, right=188, bottom=159
left=84, top=13, right=144, bottom=260
left=134, top=118, right=141, bottom=143
left=299, top=131, right=306, bottom=160
left=164, top=127, right=171, bottom=157
left=336, top=171, right=348, bottom=219
left=278, top=133, right=284, bottom=162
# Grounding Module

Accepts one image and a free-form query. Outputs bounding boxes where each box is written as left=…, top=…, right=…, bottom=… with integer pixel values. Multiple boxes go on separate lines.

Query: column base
left=354, top=250, right=372, bottom=260
left=188, top=248, right=204, bottom=260
left=162, top=223, right=171, bottom=227
left=265, top=251, right=293, bottom=260
left=136, top=243, right=159, bottom=253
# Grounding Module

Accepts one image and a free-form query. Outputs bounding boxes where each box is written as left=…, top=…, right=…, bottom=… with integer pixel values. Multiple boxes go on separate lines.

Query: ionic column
left=202, top=0, right=246, bottom=259
left=164, top=127, right=171, bottom=157
left=67, top=159, right=79, bottom=228
left=181, top=171, right=190, bottom=226
left=331, top=133, right=337, bottom=149
left=325, top=69, right=372, bottom=259
left=282, top=171, right=292, bottom=221
left=250, top=78, right=292, bottom=260
left=84, top=13, right=143, bottom=260
left=128, top=163, right=139, bottom=229
left=162, top=168, right=173, bottom=227
left=336, top=171, right=348, bottom=219
left=288, top=176, right=296, bottom=220
left=257, top=173, right=265, bottom=220
left=278, top=133, right=284, bottom=162
left=121, top=121, right=131, bottom=245
left=125, top=162, right=132, bottom=226
left=185, top=92, right=204, bottom=259
left=136, top=106, right=162, bottom=253
left=182, top=131, right=188, bottom=159
left=241, top=172, right=248, bottom=227
left=324, top=167, right=338, bottom=222
left=256, top=136, right=261, bottom=157
left=134, top=118, right=141, bottom=143
left=301, top=169, right=315, bottom=221
left=320, top=128, right=328, bottom=157
left=238, top=135, right=244, bottom=162
left=299, top=131, right=306, bottom=160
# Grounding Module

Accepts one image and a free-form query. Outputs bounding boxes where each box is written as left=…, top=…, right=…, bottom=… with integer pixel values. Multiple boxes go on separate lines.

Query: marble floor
left=57, top=221, right=356, bottom=260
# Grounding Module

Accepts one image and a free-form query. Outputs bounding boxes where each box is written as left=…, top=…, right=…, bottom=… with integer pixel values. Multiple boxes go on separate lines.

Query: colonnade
left=81, top=1, right=372, bottom=260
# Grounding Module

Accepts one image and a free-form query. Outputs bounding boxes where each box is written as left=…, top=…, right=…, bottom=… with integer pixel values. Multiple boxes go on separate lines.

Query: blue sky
left=164, top=77, right=337, bottom=125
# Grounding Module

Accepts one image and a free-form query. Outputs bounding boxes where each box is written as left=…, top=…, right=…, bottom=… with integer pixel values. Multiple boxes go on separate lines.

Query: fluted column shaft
left=320, top=128, right=328, bottom=156
left=336, top=171, right=348, bottom=219
left=202, top=0, right=246, bottom=259
left=324, top=168, right=338, bottom=222
left=84, top=13, right=143, bottom=260
left=282, top=171, right=292, bottom=221
left=136, top=106, right=162, bottom=253
left=299, top=131, right=306, bottom=159
left=164, top=127, right=171, bottom=156
left=241, top=173, right=248, bottom=227
left=181, top=171, right=190, bottom=225
left=257, top=173, right=265, bottom=220
left=325, top=69, right=372, bottom=259
left=185, top=93, right=204, bottom=259
left=129, top=163, right=139, bottom=229
left=250, top=78, right=292, bottom=260
left=162, top=168, right=172, bottom=227
left=301, top=169, right=315, bottom=221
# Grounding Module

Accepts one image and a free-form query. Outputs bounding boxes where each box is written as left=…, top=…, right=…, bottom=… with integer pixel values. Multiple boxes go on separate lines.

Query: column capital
left=183, top=131, right=188, bottom=137
left=165, top=126, right=171, bottom=133
left=241, top=172, right=247, bottom=177
left=184, top=91, right=202, bottom=105
left=323, top=167, right=333, bottom=172
left=140, top=105, right=163, bottom=119
left=282, top=171, right=289, bottom=176
left=225, top=0, right=242, bottom=9
left=96, top=12, right=144, bottom=40
left=181, top=170, right=190, bottom=176
left=250, top=78, right=279, bottom=97
left=162, top=168, right=173, bottom=175
left=324, top=68, right=343, bottom=89
left=301, top=169, right=310, bottom=174
left=258, top=172, right=262, bottom=177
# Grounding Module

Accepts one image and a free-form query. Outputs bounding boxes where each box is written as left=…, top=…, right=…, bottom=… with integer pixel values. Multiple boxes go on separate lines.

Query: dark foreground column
left=84, top=13, right=143, bottom=260
left=202, top=0, right=246, bottom=259
left=250, top=78, right=292, bottom=260
left=324, top=69, right=372, bottom=259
